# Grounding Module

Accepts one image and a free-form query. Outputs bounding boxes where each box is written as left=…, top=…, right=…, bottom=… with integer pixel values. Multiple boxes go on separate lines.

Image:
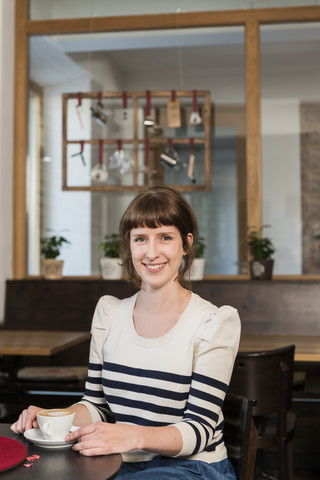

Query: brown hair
left=119, top=186, right=199, bottom=288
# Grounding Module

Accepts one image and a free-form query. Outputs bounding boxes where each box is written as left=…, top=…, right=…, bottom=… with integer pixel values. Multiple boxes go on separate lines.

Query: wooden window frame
left=13, top=0, right=320, bottom=278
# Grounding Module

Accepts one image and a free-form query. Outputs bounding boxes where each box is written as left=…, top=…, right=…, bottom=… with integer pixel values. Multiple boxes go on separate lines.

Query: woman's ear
left=183, top=233, right=193, bottom=255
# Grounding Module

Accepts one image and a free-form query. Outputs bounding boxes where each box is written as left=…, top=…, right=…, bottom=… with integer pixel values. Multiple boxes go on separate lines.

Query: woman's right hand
left=10, top=405, right=43, bottom=434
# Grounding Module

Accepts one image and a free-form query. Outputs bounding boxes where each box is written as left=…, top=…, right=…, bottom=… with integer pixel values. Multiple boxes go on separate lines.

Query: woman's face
left=130, top=224, right=192, bottom=290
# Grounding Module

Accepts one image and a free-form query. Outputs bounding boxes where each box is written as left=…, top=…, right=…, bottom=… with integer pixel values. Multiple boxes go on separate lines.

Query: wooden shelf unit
left=62, top=90, right=211, bottom=192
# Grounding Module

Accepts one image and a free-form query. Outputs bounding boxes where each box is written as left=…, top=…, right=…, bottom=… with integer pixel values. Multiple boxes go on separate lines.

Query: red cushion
left=0, top=436, right=27, bottom=472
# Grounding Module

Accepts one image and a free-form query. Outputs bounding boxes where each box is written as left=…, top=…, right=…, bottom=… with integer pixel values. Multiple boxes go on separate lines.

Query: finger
left=20, top=406, right=40, bottom=432
left=66, top=424, right=95, bottom=442
left=23, top=408, right=37, bottom=432
left=73, top=441, right=109, bottom=456
left=78, top=447, right=105, bottom=457
left=32, top=419, right=39, bottom=429
left=10, top=422, right=18, bottom=433
left=13, top=413, right=26, bottom=434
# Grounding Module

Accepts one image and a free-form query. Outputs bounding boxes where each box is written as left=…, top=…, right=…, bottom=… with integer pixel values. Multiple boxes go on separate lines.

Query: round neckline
left=126, top=291, right=194, bottom=346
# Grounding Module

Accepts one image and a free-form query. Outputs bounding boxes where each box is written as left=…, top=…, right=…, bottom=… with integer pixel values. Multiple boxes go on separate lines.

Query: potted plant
left=40, top=235, right=70, bottom=279
left=247, top=225, right=275, bottom=280
left=99, top=233, right=123, bottom=279
left=189, top=236, right=206, bottom=280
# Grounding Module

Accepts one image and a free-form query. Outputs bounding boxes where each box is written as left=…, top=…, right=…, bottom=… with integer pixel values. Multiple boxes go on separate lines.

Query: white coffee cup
left=36, top=408, right=75, bottom=440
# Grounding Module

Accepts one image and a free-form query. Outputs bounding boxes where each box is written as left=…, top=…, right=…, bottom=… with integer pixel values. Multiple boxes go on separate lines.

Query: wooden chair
left=223, top=393, right=258, bottom=480
left=228, top=345, right=296, bottom=480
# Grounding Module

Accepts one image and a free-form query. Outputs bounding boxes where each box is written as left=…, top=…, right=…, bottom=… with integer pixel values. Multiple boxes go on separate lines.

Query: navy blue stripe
left=104, top=361, right=191, bottom=384
left=190, top=386, right=224, bottom=408
left=102, top=377, right=188, bottom=401
left=216, top=420, right=224, bottom=432
left=114, top=412, right=170, bottom=427
left=205, top=436, right=224, bottom=452
left=203, top=423, right=211, bottom=445
left=88, top=362, right=102, bottom=371
left=192, top=372, right=228, bottom=392
left=184, top=421, right=201, bottom=454
left=86, top=376, right=102, bottom=385
left=187, top=401, right=219, bottom=423
left=107, top=394, right=184, bottom=417
left=184, top=413, right=215, bottom=432
left=84, top=388, right=104, bottom=398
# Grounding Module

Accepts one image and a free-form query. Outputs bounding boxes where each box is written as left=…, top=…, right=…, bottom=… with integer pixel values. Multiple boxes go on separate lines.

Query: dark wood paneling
left=192, top=280, right=320, bottom=335
left=4, top=278, right=320, bottom=336
left=4, top=279, right=137, bottom=331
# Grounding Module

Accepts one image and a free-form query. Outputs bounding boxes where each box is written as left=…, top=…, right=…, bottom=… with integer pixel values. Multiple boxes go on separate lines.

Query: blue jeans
left=116, top=456, right=237, bottom=479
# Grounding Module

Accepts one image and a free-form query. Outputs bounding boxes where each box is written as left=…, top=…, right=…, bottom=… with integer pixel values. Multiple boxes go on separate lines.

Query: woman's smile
left=144, top=262, right=167, bottom=272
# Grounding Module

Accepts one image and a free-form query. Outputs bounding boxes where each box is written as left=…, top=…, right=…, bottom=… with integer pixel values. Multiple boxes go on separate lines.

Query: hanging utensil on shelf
left=139, top=138, right=157, bottom=176
left=122, top=91, right=128, bottom=121
left=109, top=139, right=132, bottom=175
left=97, top=91, right=104, bottom=110
left=188, top=138, right=196, bottom=184
left=160, top=139, right=180, bottom=169
left=189, top=90, right=202, bottom=125
left=109, top=139, right=124, bottom=171
left=91, top=91, right=108, bottom=126
left=167, top=90, right=181, bottom=128
left=149, top=107, right=163, bottom=137
left=71, top=140, right=86, bottom=166
left=144, top=90, right=155, bottom=127
left=144, top=137, right=150, bottom=171
left=76, top=92, right=84, bottom=130
left=91, top=139, right=108, bottom=183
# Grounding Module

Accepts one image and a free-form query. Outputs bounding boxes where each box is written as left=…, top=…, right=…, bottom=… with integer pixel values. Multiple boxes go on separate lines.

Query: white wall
left=0, top=0, right=14, bottom=322
left=261, top=100, right=302, bottom=274
left=41, top=79, right=93, bottom=276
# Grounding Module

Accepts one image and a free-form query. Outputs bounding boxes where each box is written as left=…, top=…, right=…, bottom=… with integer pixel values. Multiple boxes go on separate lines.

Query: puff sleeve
left=77, top=295, right=120, bottom=422
left=173, top=305, right=241, bottom=458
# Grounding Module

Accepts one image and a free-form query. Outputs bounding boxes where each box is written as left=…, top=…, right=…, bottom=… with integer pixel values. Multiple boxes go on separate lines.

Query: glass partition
left=260, top=22, right=320, bottom=274
left=27, top=26, right=245, bottom=276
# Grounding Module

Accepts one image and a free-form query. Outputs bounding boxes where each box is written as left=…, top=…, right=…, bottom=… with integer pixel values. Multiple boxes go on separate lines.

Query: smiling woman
left=12, top=185, right=241, bottom=480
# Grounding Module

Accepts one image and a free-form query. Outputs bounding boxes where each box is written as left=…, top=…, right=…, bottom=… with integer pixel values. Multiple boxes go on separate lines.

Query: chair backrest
left=223, top=393, right=258, bottom=480
left=228, top=345, right=295, bottom=417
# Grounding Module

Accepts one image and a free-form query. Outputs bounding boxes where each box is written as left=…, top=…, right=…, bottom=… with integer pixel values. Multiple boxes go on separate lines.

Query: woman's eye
left=162, top=235, right=172, bottom=241
left=134, top=237, right=145, bottom=243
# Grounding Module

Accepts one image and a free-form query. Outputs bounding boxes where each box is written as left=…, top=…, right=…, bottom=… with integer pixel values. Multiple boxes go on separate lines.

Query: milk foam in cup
left=36, top=408, right=75, bottom=440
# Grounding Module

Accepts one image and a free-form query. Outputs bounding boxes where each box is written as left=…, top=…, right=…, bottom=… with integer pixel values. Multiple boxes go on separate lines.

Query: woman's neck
left=133, top=284, right=191, bottom=338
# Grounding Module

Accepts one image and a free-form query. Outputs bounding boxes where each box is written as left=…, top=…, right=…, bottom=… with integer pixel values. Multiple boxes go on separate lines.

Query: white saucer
left=24, top=426, right=79, bottom=449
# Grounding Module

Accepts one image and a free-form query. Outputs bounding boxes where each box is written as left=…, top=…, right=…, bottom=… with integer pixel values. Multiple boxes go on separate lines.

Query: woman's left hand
left=66, top=422, right=140, bottom=456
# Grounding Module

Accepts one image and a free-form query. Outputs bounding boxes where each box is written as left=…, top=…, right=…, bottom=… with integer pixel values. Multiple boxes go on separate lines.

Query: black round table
left=0, top=424, right=122, bottom=480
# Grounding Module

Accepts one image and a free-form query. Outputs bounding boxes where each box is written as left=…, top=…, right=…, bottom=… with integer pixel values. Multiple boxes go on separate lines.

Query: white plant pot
left=189, top=258, right=206, bottom=280
left=100, top=258, right=123, bottom=279
left=42, top=259, right=64, bottom=279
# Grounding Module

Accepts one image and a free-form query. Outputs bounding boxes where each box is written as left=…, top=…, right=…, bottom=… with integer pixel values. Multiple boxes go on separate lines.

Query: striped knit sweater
left=78, top=292, right=241, bottom=463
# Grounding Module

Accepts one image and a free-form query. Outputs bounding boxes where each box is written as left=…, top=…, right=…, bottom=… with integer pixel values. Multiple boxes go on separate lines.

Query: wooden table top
left=0, top=424, right=122, bottom=479
left=239, top=335, right=320, bottom=362
left=0, top=330, right=90, bottom=356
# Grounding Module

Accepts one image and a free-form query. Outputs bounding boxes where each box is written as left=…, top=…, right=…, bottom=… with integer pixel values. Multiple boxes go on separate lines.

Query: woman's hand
left=66, top=422, right=182, bottom=457
left=10, top=405, right=43, bottom=434
left=66, top=422, right=141, bottom=456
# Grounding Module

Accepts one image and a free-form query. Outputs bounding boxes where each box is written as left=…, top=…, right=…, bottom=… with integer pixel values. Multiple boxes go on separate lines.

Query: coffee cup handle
left=42, top=422, right=52, bottom=437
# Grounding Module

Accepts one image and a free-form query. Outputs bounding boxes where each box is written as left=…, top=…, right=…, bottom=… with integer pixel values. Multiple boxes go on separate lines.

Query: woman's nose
left=146, top=239, right=159, bottom=259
